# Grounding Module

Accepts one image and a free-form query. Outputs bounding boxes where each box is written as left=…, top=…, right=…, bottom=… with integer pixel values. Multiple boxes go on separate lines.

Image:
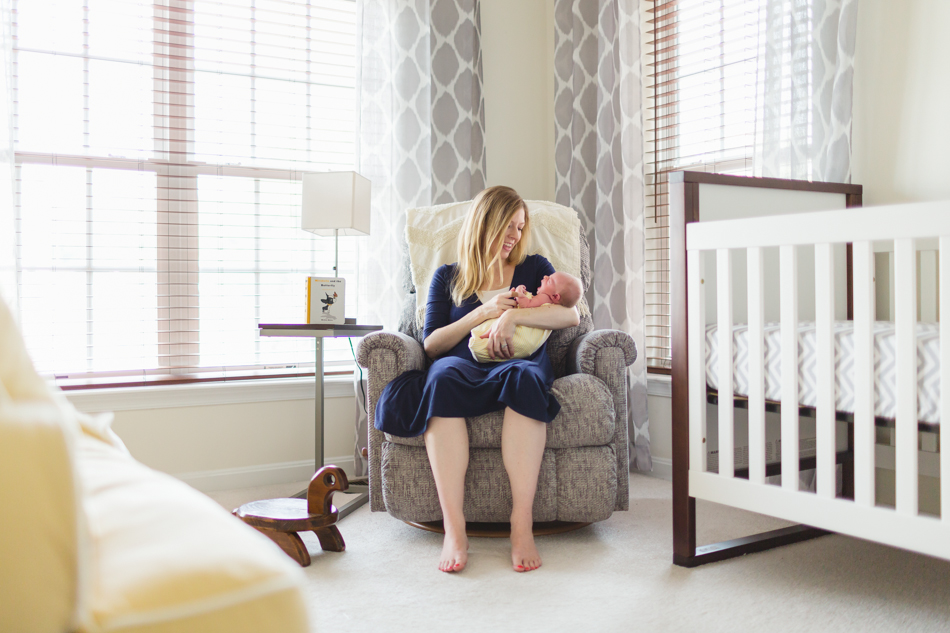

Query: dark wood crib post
left=670, top=174, right=699, bottom=565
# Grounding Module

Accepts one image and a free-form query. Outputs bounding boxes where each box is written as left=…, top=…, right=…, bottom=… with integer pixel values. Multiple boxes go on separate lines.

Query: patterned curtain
left=553, top=0, right=650, bottom=471
left=353, top=0, right=486, bottom=476
left=356, top=0, right=486, bottom=332
left=0, top=0, right=14, bottom=312
left=754, top=0, right=859, bottom=182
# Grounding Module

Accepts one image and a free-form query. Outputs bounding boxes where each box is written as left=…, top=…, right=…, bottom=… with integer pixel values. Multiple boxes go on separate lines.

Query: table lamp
left=301, top=171, right=371, bottom=279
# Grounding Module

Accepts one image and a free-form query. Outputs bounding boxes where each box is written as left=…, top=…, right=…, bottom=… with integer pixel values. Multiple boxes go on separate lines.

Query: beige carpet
left=208, top=473, right=950, bottom=633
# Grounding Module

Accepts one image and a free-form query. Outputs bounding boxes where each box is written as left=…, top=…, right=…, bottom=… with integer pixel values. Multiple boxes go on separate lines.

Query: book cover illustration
left=307, top=277, right=345, bottom=324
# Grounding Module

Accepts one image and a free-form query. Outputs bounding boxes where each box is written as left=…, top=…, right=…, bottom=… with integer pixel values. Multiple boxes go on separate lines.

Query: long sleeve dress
left=374, top=254, right=562, bottom=437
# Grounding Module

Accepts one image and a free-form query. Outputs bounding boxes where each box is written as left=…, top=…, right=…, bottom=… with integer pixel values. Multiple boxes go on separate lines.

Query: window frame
left=12, top=0, right=360, bottom=388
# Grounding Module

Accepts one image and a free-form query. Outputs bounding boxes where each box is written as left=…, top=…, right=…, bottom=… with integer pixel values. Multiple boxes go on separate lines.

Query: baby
left=510, top=271, right=582, bottom=310
left=469, top=271, right=583, bottom=363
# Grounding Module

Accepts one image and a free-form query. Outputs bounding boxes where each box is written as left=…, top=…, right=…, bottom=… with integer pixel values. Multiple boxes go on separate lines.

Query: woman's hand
left=478, top=289, right=517, bottom=322
left=480, top=309, right=517, bottom=360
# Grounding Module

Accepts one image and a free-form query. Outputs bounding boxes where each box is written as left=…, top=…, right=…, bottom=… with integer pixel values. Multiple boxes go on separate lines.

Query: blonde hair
left=452, top=186, right=530, bottom=307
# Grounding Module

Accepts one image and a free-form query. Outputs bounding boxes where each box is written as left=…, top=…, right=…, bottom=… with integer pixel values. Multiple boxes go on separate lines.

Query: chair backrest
left=397, top=224, right=594, bottom=378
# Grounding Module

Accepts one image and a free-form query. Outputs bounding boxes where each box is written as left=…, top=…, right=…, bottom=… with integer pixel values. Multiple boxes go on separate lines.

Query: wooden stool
left=233, top=465, right=349, bottom=567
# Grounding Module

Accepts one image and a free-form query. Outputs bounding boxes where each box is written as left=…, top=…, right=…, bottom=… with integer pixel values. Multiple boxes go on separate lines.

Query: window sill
left=63, top=374, right=357, bottom=413
left=647, top=374, right=672, bottom=398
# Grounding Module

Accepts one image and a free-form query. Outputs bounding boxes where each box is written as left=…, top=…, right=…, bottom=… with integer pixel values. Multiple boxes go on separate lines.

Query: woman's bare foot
left=439, top=529, right=469, bottom=572
left=510, top=515, right=541, bottom=572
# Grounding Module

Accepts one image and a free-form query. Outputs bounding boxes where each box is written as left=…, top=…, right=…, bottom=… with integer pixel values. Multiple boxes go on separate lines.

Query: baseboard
left=638, top=456, right=672, bottom=482
left=174, top=456, right=357, bottom=493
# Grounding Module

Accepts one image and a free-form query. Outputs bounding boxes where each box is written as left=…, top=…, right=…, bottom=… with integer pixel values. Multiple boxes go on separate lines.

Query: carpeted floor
left=208, top=473, right=950, bottom=633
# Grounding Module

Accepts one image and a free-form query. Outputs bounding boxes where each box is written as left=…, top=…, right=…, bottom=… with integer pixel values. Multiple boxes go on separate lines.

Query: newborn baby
left=511, top=271, right=582, bottom=309
left=469, top=272, right=583, bottom=363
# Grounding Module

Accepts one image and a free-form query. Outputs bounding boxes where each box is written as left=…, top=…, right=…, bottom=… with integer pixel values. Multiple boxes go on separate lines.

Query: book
left=306, top=277, right=345, bottom=325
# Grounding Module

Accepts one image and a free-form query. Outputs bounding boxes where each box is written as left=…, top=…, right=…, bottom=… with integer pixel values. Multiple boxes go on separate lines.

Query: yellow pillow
left=469, top=319, right=552, bottom=363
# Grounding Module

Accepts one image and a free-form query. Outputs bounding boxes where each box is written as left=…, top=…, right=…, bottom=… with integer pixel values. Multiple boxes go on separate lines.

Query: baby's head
left=539, top=271, right=583, bottom=308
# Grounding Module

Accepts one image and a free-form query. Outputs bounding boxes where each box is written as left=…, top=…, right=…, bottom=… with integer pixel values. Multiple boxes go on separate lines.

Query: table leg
left=315, top=336, right=324, bottom=472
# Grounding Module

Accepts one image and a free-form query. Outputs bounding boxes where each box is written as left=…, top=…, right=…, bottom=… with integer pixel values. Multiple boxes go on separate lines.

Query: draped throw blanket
left=553, top=0, right=650, bottom=471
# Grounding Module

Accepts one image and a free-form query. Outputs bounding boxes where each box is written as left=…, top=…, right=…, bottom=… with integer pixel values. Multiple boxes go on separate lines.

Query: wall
left=67, top=1, right=558, bottom=493
left=851, top=0, right=950, bottom=206
left=481, top=0, right=556, bottom=201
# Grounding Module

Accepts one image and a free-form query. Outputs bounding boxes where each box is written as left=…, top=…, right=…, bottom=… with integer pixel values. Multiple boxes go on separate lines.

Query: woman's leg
left=501, top=407, right=547, bottom=572
left=424, top=416, right=469, bottom=572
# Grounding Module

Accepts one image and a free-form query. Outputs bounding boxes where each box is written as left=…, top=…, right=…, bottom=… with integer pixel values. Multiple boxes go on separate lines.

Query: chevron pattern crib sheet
left=705, top=321, right=941, bottom=424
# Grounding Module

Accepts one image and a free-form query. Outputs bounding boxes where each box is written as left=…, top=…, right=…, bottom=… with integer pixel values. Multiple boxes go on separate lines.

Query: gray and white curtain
left=0, top=0, right=15, bottom=313
left=554, top=0, right=650, bottom=471
left=356, top=0, right=486, bottom=333
left=353, top=0, right=486, bottom=474
left=754, top=0, right=859, bottom=182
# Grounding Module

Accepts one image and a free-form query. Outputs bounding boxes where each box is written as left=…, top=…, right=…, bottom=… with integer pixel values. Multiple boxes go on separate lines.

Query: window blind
left=13, top=0, right=359, bottom=382
left=644, top=0, right=761, bottom=371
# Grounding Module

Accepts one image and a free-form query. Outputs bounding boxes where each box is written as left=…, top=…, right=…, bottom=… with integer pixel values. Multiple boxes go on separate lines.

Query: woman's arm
left=503, top=303, right=580, bottom=330
left=479, top=304, right=580, bottom=360
left=423, top=305, right=490, bottom=359
left=423, top=290, right=517, bottom=360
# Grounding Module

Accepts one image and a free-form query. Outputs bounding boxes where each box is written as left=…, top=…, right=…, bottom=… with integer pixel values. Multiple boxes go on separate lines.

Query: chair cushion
left=385, top=373, right=614, bottom=449
left=76, top=435, right=309, bottom=633
left=380, top=443, right=558, bottom=523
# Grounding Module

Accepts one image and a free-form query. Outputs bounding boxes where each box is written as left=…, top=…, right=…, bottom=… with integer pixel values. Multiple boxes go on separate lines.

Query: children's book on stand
left=306, top=277, right=345, bottom=325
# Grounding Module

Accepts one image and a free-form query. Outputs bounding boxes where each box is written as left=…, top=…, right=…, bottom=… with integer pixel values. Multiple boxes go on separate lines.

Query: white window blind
left=13, top=0, right=359, bottom=382
left=644, top=0, right=761, bottom=370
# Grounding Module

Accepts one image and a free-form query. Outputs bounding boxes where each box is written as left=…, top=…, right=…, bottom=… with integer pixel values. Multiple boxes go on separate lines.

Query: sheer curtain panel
left=643, top=0, right=859, bottom=370
left=0, top=0, right=12, bottom=313
left=357, top=0, right=486, bottom=331
left=13, top=0, right=361, bottom=382
left=554, top=0, right=650, bottom=471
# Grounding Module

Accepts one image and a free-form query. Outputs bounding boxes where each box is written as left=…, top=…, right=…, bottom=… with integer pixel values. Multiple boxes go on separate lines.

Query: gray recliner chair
left=355, top=226, right=636, bottom=525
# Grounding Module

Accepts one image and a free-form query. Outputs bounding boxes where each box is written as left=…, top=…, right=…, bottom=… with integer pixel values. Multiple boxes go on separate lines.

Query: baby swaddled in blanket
left=469, top=271, right=582, bottom=363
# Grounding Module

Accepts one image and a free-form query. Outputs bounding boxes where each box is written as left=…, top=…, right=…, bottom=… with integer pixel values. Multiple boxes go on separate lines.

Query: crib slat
left=940, top=237, right=950, bottom=522
left=688, top=249, right=706, bottom=474
left=717, top=249, right=734, bottom=478
left=852, top=241, right=876, bottom=507
left=780, top=245, right=799, bottom=491
left=894, top=238, right=918, bottom=516
left=815, top=243, right=835, bottom=498
left=747, top=246, right=766, bottom=485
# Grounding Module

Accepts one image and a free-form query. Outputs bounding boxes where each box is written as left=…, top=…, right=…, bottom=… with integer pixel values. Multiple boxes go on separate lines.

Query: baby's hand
left=511, top=284, right=528, bottom=297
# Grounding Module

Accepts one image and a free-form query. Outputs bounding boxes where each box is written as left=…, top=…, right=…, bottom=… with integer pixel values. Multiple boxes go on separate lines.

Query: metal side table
left=258, top=320, right=382, bottom=518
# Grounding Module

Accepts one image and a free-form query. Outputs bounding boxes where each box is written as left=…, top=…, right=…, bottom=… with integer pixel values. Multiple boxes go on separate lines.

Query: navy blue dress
left=374, top=254, right=561, bottom=438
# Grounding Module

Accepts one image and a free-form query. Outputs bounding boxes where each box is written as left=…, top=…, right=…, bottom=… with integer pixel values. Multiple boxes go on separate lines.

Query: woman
left=375, top=186, right=580, bottom=573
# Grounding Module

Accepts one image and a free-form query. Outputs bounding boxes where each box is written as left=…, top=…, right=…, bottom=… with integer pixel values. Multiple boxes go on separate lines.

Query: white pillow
left=405, top=199, right=584, bottom=327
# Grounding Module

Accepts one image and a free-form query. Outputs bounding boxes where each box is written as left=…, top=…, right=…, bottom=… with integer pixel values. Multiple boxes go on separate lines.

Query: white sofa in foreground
left=0, top=299, right=311, bottom=633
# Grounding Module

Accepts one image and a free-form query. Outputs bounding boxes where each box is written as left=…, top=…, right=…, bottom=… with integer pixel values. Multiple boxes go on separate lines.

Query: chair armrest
left=567, top=329, right=637, bottom=511
left=355, top=331, right=426, bottom=377
left=567, top=329, right=637, bottom=376
left=355, top=331, right=426, bottom=511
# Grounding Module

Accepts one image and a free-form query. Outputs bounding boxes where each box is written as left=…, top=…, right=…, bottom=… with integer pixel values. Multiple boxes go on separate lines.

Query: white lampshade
left=301, top=171, right=371, bottom=236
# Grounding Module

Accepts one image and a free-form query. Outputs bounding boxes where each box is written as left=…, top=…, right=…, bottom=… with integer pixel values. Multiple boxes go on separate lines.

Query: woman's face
left=493, top=207, right=525, bottom=261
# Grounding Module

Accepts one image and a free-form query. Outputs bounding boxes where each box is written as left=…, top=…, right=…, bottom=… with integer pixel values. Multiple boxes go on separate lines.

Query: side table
left=258, top=320, right=382, bottom=518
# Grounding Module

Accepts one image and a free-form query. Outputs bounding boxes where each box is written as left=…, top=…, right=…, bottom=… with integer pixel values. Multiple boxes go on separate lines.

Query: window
left=644, top=0, right=764, bottom=371
left=13, top=0, right=359, bottom=384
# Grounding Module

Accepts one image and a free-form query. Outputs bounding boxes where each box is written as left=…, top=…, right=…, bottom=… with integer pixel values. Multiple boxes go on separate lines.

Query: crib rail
left=685, top=199, right=950, bottom=561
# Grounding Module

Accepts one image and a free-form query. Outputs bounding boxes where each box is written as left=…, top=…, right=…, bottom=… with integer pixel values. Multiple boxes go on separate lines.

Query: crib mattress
left=705, top=321, right=941, bottom=424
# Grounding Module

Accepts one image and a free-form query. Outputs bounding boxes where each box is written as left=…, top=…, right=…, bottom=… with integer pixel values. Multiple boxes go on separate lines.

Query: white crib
left=669, top=171, right=949, bottom=567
